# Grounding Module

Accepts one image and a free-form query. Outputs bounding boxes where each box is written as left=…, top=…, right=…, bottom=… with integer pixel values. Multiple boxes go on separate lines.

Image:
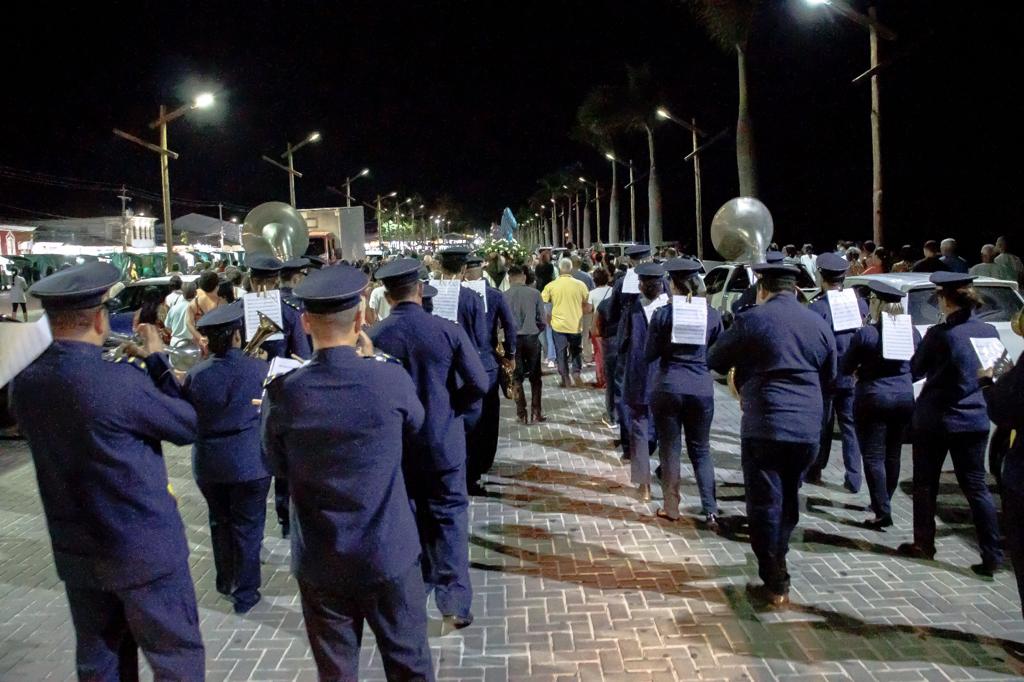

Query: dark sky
left=2, top=0, right=1022, bottom=257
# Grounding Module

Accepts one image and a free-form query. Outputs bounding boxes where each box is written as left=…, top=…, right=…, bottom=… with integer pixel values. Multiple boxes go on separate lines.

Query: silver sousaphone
left=241, top=201, right=310, bottom=261
left=710, top=197, right=774, bottom=265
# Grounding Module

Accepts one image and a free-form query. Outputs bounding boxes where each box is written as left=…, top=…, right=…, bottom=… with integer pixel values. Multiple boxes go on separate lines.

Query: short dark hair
left=757, top=275, right=796, bottom=295
left=168, top=275, right=183, bottom=291
left=923, top=240, right=940, bottom=254
left=899, top=245, right=915, bottom=262
left=670, top=272, right=701, bottom=296
left=592, top=269, right=609, bottom=287
left=182, top=282, right=198, bottom=301
left=386, top=280, right=420, bottom=302
left=198, top=271, right=220, bottom=293
left=507, top=265, right=525, bottom=277
left=47, top=306, right=100, bottom=334
left=205, top=327, right=238, bottom=355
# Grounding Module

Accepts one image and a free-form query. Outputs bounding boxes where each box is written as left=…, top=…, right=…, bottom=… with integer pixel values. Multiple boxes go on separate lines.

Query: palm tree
left=576, top=85, right=620, bottom=244
left=693, top=0, right=761, bottom=197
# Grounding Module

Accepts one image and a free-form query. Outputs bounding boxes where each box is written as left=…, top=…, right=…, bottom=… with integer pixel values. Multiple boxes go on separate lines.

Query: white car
left=845, top=273, right=1024, bottom=365
left=703, top=260, right=819, bottom=322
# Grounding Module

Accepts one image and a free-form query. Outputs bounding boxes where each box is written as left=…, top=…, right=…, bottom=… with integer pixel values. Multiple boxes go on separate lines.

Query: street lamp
left=114, top=91, right=216, bottom=273
left=341, top=167, right=370, bottom=208
left=262, top=131, right=322, bottom=208
left=805, top=0, right=897, bottom=246
left=605, top=153, right=636, bottom=242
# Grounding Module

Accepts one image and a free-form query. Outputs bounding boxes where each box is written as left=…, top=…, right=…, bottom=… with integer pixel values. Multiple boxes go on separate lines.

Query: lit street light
left=262, top=131, right=322, bottom=208
left=340, top=167, right=370, bottom=207
left=114, top=91, right=216, bottom=273
left=605, top=152, right=636, bottom=242
left=578, top=176, right=601, bottom=247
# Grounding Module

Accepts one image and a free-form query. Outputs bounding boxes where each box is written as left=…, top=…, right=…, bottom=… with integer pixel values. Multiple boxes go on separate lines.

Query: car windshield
left=112, top=283, right=169, bottom=312
left=909, top=285, right=1023, bottom=326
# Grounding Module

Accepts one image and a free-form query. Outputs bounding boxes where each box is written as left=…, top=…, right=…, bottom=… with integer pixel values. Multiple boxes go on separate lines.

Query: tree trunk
left=645, top=125, right=663, bottom=246
left=582, top=195, right=592, bottom=249
left=608, top=161, right=620, bottom=243
left=736, top=43, right=758, bottom=198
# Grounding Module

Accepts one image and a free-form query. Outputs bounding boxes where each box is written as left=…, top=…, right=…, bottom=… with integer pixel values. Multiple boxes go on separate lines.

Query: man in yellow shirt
left=542, top=258, right=592, bottom=387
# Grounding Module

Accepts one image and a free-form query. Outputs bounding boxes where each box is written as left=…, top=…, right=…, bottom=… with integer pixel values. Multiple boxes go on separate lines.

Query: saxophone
left=495, top=339, right=520, bottom=402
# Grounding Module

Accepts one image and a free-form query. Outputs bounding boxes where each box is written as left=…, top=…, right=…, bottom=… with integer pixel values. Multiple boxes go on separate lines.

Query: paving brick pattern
left=2, top=368, right=1023, bottom=681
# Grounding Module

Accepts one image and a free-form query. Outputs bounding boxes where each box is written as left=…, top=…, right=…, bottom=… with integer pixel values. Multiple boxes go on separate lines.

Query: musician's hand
left=978, top=366, right=995, bottom=380
left=356, top=330, right=374, bottom=357
left=136, top=323, right=166, bottom=357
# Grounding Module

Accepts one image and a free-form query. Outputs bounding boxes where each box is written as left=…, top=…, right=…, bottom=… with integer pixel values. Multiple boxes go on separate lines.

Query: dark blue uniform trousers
left=853, top=395, right=912, bottom=519
left=602, top=338, right=619, bottom=425
left=274, top=476, right=290, bottom=534
left=408, top=466, right=472, bottom=618
left=627, top=403, right=658, bottom=485
left=198, top=476, right=271, bottom=609
left=651, top=392, right=716, bottom=518
left=811, top=389, right=863, bottom=491
left=741, top=438, right=817, bottom=594
left=466, top=369, right=500, bottom=485
left=912, top=430, right=1003, bottom=566
left=1001, top=453, right=1024, bottom=618
left=298, top=561, right=434, bottom=682
left=65, top=568, right=205, bottom=681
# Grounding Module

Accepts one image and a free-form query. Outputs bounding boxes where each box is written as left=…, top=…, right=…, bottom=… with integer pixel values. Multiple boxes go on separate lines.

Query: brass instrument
left=495, top=340, right=520, bottom=402
left=106, top=331, right=200, bottom=371
left=242, top=311, right=284, bottom=357
left=241, top=201, right=310, bottom=261
left=1012, top=307, right=1024, bottom=337
left=710, top=197, right=775, bottom=406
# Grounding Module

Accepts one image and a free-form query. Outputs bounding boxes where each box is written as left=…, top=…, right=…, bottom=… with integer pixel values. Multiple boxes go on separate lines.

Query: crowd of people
left=6, top=229, right=1024, bottom=680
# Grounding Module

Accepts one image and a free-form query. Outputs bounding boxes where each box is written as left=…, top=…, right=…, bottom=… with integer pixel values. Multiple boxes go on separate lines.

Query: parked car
left=703, top=260, right=818, bottom=323
left=601, top=242, right=637, bottom=260
left=105, top=274, right=202, bottom=371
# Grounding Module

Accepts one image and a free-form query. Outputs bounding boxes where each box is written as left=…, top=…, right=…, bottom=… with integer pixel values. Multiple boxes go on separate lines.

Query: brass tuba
left=241, top=201, right=310, bottom=261
left=242, top=311, right=284, bottom=357
left=710, top=197, right=774, bottom=265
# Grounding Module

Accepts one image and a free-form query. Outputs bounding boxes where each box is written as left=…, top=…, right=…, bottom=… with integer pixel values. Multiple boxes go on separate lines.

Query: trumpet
left=106, top=331, right=200, bottom=370
left=243, top=311, right=284, bottom=357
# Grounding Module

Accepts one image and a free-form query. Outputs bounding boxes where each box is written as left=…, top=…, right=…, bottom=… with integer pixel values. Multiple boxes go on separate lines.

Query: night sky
left=2, top=0, right=1022, bottom=258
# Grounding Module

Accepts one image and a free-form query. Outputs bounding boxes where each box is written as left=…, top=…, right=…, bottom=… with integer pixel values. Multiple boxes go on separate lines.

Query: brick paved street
left=2, top=368, right=1024, bottom=681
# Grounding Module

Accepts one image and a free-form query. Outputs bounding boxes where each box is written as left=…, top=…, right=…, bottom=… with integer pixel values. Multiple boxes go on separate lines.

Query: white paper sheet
left=266, top=355, right=305, bottom=381
left=622, top=268, right=640, bottom=294
left=462, top=279, right=487, bottom=313
left=428, top=279, right=461, bottom=323
left=671, top=296, right=708, bottom=345
left=971, top=337, right=1008, bottom=371
left=881, top=314, right=915, bottom=361
left=0, top=314, right=52, bottom=387
left=827, top=289, right=863, bottom=332
left=642, top=293, right=669, bottom=324
left=242, top=290, right=284, bottom=342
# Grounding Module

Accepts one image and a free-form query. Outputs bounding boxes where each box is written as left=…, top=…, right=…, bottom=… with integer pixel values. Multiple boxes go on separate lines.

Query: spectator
left=995, top=236, right=1024, bottom=285
left=588, top=269, right=613, bottom=388
left=217, top=279, right=237, bottom=304
left=541, top=258, right=592, bottom=388
left=187, top=270, right=221, bottom=345
left=9, top=267, right=29, bottom=321
left=939, top=238, right=969, bottom=273
left=503, top=265, right=547, bottom=423
left=862, top=247, right=887, bottom=275
left=911, top=240, right=950, bottom=273
left=891, top=245, right=916, bottom=273
left=132, top=285, right=170, bottom=342
left=166, top=282, right=197, bottom=346
left=366, top=282, right=391, bottom=324
left=971, top=244, right=1005, bottom=279
left=801, top=244, right=818, bottom=280
left=784, top=244, right=798, bottom=259
left=164, top=274, right=184, bottom=309
left=845, top=247, right=864, bottom=275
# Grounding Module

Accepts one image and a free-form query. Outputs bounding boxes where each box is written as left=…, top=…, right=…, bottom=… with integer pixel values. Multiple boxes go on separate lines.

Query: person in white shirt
left=9, top=268, right=29, bottom=321
left=166, top=282, right=197, bottom=347
left=366, top=283, right=391, bottom=324
left=164, top=274, right=185, bottom=310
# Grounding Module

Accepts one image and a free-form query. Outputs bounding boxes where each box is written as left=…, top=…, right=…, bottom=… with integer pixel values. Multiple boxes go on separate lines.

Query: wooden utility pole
left=692, top=121, right=704, bottom=261
left=869, top=5, right=883, bottom=246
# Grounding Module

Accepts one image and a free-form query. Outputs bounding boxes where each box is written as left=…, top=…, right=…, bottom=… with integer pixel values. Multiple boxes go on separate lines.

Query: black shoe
left=862, top=516, right=893, bottom=530
left=445, top=613, right=474, bottom=629
left=971, top=561, right=1000, bottom=578
left=467, top=481, right=487, bottom=497
left=233, top=596, right=260, bottom=614
left=896, top=542, right=935, bottom=560
left=703, top=513, right=720, bottom=532
left=280, top=525, right=290, bottom=539
left=804, top=471, right=822, bottom=485
left=745, top=583, right=789, bottom=608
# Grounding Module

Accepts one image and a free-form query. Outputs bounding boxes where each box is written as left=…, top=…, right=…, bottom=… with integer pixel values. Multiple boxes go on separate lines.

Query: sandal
left=655, top=508, right=676, bottom=521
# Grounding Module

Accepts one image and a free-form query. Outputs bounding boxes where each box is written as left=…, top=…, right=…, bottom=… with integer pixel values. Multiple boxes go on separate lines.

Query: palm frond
left=691, top=0, right=760, bottom=51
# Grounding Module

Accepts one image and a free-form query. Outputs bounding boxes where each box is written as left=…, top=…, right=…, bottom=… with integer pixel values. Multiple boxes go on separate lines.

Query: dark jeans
left=912, top=429, right=1003, bottom=565
left=407, top=464, right=472, bottom=618
left=515, top=333, right=543, bottom=416
left=810, top=389, right=863, bottom=491
left=65, top=568, right=205, bottom=681
left=602, top=337, right=619, bottom=424
left=299, top=561, right=434, bottom=682
left=1002, top=453, right=1024, bottom=618
left=11, top=302, right=26, bottom=315
left=466, top=370, right=500, bottom=484
left=552, top=331, right=582, bottom=380
left=652, top=391, right=716, bottom=517
left=741, top=438, right=817, bottom=594
left=274, top=476, right=289, bottom=532
left=854, top=393, right=912, bottom=519
left=198, top=476, right=271, bottom=608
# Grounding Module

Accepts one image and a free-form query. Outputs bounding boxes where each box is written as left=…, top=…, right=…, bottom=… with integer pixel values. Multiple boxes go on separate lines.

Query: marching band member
left=621, top=261, right=669, bottom=501
left=463, top=255, right=517, bottom=495
left=805, top=252, right=868, bottom=492
left=183, top=302, right=271, bottom=614
left=645, top=258, right=724, bottom=527
left=841, top=281, right=921, bottom=529
left=899, top=272, right=1004, bottom=576
left=262, top=263, right=434, bottom=680
left=708, top=259, right=836, bottom=606
left=278, top=257, right=309, bottom=306
left=11, top=262, right=205, bottom=680
left=369, top=258, right=489, bottom=630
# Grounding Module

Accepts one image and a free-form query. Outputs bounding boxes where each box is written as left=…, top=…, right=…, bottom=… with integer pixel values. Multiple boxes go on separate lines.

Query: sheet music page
left=881, top=314, right=915, bottom=361
left=642, top=293, right=669, bottom=324
left=971, top=337, right=1007, bottom=371
left=429, top=279, right=461, bottom=323
left=671, top=296, right=708, bottom=345
left=243, top=290, right=284, bottom=342
left=462, top=279, right=487, bottom=313
left=0, top=314, right=52, bottom=387
left=266, top=355, right=305, bottom=381
left=827, top=289, right=863, bottom=332
left=622, top=268, right=640, bottom=294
